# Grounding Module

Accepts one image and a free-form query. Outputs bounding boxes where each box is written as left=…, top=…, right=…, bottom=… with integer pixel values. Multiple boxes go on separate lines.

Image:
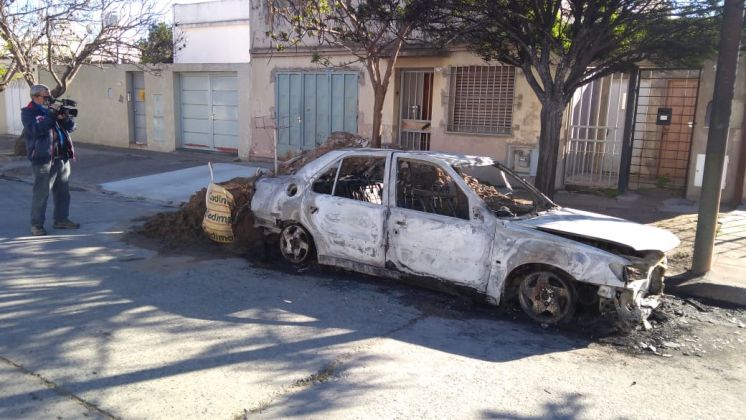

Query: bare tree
left=1, top=0, right=164, bottom=96
left=267, top=0, right=434, bottom=147
left=428, top=0, right=719, bottom=198
left=1, top=0, right=165, bottom=153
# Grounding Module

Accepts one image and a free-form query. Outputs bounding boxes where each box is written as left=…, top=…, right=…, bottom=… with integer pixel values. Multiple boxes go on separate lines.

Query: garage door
left=179, top=72, right=239, bottom=153
left=276, top=72, right=358, bottom=156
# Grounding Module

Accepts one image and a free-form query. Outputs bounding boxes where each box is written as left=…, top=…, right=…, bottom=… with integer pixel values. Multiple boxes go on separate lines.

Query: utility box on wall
left=507, top=145, right=539, bottom=176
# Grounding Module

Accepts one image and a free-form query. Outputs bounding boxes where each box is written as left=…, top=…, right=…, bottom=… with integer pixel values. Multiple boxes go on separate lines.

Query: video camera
left=48, top=98, right=79, bottom=118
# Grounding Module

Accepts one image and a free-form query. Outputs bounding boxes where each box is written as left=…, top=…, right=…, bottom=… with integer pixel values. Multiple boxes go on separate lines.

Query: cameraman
left=21, top=84, right=79, bottom=236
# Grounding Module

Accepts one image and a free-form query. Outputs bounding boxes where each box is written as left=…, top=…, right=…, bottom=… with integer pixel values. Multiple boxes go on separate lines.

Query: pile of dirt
left=279, top=131, right=370, bottom=175
left=134, top=131, right=377, bottom=252
left=135, top=176, right=263, bottom=252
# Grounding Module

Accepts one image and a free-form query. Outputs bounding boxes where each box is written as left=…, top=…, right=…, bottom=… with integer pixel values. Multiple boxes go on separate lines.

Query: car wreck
left=251, top=149, right=680, bottom=326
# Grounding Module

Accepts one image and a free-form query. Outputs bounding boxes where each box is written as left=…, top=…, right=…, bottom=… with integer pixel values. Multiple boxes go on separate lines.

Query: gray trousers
left=31, top=159, right=71, bottom=227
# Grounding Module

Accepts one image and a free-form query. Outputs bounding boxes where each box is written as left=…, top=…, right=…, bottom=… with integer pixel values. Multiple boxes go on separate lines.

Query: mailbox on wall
left=656, top=107, right=673, bottom=125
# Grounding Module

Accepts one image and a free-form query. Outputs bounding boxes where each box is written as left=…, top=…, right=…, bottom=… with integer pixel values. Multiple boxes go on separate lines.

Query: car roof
left=334, top=148, right=498, bottom=167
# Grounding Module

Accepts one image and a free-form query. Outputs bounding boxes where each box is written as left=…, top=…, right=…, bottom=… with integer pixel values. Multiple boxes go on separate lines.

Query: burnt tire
left=517, top=269, right=577, bottom=325
left=279, top=224, right=315, bottom=265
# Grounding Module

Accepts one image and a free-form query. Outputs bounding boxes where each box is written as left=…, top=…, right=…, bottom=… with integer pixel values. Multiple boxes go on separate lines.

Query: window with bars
left=447, top=65, right=515, bottom=135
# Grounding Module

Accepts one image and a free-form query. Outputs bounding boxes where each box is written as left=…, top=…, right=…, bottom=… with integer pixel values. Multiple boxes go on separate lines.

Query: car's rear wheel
left=517, top=269, right=577, bottom=324
left=279, top=224, right=314, bottom=264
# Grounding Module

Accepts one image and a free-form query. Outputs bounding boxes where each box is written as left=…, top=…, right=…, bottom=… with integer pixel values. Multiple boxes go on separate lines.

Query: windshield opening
left=454, top=163, right=554, bottom=218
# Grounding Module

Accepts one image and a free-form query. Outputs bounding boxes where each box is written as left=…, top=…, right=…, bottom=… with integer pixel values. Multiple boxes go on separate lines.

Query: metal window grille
left=447, top=65, right=515, bottom=135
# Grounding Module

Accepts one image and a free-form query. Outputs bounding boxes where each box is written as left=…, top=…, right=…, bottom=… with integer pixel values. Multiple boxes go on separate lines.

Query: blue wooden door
left=276, top=72, right=358, bottom=156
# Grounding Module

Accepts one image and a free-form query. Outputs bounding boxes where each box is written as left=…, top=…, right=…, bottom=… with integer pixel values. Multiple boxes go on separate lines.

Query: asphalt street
left=1, top=178, right=745, bottom=419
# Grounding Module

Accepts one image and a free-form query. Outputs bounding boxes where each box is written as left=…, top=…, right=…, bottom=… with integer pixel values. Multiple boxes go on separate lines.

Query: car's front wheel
left=517, top=269, right=577, bottom=324
left=279, top=224, right=315, bottom=265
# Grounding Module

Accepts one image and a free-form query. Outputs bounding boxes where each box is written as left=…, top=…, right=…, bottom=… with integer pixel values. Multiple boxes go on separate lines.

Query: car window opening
left=312, top=163, right=340, bottom=195
left=333, top=156, right=385, bottom=205
left=396, top=159, right=470, bottom=220
left=455, top=163, right=546, bottom=218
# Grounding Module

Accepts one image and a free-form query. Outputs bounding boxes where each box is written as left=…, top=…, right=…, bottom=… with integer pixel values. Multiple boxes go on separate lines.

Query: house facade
left=248, top=1, right=543, bottom=177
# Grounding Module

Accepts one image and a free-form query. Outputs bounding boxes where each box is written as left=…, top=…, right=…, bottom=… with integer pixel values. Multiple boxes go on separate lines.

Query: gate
left=628, top=69, right=701, bottom=191
left=564, top=73, right=628, bottom=187
left=398, top=70, right=434, bottom=150
left=275, top=71, right=358, bottom=156
left=4, top=79, right=28, bottom=135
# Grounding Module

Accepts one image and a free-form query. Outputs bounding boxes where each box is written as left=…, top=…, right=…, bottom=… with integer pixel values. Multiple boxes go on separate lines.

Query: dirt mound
left=134, top=132, right=400, bottom=253
left=135, top=176, right=263, bottom=252
left=279, top=131, right=370, bottom=175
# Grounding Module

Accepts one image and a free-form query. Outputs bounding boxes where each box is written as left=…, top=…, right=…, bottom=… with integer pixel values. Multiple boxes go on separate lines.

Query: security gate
left=275, top=72, right=358, bottom=156
left=628, top=69, right=700, bottom=191
left=398, top=70, right=434, bottom=150
left=564, top=73, right=629, bottom=187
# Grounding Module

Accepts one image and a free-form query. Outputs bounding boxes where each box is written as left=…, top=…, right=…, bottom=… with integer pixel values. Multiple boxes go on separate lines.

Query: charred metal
left=251, top=149, right=680, bottom=326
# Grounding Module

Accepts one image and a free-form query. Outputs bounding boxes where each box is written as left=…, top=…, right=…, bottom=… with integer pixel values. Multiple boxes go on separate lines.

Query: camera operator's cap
left=30, top=84, right=51, bottom=98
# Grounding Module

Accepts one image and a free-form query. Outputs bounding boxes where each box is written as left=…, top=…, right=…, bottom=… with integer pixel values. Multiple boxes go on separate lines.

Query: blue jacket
left=21, top=101, right=76, bottom=164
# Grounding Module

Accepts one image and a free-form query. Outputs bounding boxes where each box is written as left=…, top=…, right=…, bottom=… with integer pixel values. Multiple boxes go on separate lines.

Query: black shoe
left=53, top=220, right=80, bottom=229
left=31, top=225, right=47, bottom=236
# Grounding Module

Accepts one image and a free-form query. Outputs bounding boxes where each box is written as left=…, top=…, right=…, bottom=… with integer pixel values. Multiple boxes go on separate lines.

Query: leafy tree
left=267, top=0, right=434, bottom=147
left=428, top=0, right=719, bottom=198
left=138, top=22, right=174, bottom=64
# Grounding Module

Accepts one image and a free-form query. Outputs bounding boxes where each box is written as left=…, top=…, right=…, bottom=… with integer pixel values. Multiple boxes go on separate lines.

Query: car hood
left=517, top=208, right=680, bottom=252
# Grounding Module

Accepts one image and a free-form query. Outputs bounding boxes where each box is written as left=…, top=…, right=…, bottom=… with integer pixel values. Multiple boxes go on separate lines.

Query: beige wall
left=686, top=57, right=746, bottom=203
left=40, top=63, right=251, bottom=156
left=248, top=50, right=542, bottom=164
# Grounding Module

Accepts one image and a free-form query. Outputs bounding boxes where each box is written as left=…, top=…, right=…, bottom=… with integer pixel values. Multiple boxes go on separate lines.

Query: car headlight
left=609, top=262, right=627, bottom=283
left=625, top=265, right=646, bottom=281
left=610, top=262, right=648, bottom=284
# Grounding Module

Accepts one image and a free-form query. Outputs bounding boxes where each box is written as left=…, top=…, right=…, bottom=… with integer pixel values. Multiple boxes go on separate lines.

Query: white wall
left=173, top=0, right=251, bottom=64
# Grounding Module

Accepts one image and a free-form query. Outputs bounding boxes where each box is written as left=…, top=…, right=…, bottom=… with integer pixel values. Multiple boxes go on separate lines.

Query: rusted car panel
left=251, top=149, right=680, bottom=325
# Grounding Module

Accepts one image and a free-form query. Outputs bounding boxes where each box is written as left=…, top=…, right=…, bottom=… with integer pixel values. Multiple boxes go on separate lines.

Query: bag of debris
left=202, top=163, right=235, bottom=243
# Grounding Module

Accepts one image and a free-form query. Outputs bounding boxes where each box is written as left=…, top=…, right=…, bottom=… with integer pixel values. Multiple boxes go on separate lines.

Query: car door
left=385, top=154, right=495, bottom=287
left=300, top=152, right=390, bottom=267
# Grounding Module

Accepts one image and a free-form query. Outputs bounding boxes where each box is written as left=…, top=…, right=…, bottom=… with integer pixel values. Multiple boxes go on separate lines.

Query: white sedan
left=251, top=149, right=679, bottom=325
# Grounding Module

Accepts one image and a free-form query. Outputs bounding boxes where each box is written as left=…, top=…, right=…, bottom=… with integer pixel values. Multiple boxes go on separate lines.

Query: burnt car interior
left=396, top=159, right=470, bottom=220
left=313, top=156, right=385, bottom=205
left=454, top=164, right=539, bottom=218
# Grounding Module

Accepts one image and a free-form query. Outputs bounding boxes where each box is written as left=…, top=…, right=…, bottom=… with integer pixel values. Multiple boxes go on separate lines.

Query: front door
left=398, top=70, right=434, bottom=150
left=131, top=72, right=147, bottom=145
left=385, top=155, right=494, bottom=287
left=300, top=153, right=388, bottom=267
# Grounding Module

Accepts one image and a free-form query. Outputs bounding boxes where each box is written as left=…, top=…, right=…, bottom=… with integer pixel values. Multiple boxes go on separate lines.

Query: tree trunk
left=370, top=89, right=385, bottom=148
left=534, top=103, right=565, bottom=200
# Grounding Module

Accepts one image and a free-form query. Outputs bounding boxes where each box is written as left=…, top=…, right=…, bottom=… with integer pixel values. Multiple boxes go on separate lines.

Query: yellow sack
left=202, top=163, right=235, bottom=243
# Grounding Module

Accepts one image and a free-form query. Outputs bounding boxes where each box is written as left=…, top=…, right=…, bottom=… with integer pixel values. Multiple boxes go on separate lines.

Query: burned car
left=251, top=149, right=679, bottom=325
